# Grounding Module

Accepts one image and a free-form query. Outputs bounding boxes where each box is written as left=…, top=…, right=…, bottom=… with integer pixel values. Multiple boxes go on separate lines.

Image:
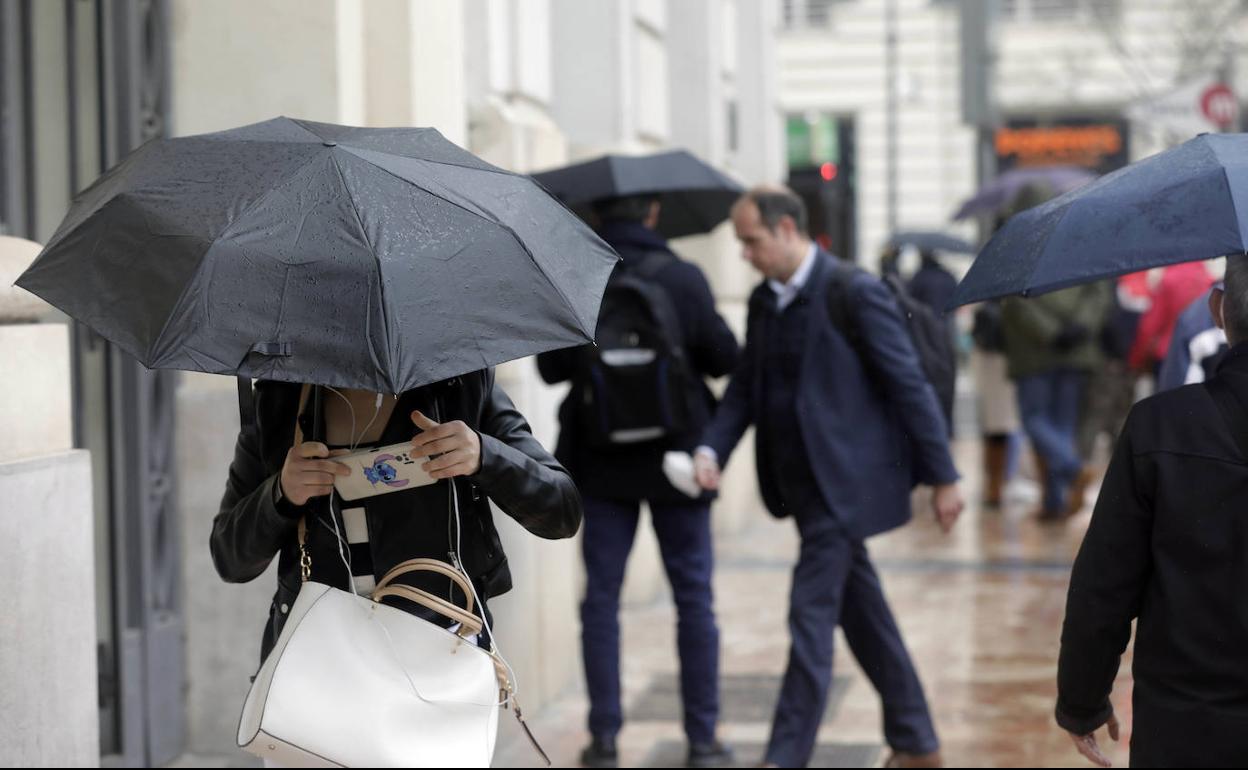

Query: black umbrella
left=530, top=149, right=744, bottom=238
left=16, top=117, right=619, bottom=393
left=886, top=231, right=976, bottom=254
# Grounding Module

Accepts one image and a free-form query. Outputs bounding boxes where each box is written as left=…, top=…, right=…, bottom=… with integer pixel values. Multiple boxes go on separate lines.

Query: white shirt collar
left=768, top=243, right=818, bottom=307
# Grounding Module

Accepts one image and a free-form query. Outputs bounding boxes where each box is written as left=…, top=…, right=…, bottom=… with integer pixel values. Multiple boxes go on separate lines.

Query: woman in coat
left=211, top=368, right=582, bottom=662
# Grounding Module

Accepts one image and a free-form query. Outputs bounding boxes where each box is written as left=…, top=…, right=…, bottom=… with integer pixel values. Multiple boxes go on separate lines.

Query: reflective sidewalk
left=494, top=438, right=1131, bottom=768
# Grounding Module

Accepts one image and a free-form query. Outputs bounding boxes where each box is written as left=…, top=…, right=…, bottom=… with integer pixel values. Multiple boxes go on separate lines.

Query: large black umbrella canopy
left=17, top=117, right=619, bottom=393
left=530, top=149, right=744, bottom=238
left=949, top=133, right=1248, bottom=309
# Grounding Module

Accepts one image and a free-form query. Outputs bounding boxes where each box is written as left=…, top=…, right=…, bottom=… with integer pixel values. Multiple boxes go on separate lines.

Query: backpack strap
left=620, top=249, right=686, bottom=351
left=629, top=249, right=676, bottom=279
left=1205, top=376, right=1248, bottom=461
left=824, top=260, right=864, bottom=352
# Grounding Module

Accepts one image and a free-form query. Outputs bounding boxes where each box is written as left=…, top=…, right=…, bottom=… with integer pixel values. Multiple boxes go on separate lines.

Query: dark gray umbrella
left=886, top=231, right=976, bottom=254
left=16, top=117, right=619, bottom=393
left=952, top=166, right=1096, bottom=220
left=530, top=149, right=744, bottom=238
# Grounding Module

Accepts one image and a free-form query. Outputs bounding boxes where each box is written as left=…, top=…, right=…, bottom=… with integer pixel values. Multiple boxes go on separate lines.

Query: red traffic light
left=820, top=162, right=838, bottom=181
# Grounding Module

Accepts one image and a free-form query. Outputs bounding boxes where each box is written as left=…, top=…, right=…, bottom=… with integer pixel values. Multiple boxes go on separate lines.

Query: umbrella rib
left=329, top=154, right=397, bottom=393
left=339, top=150, right=592, bottom=336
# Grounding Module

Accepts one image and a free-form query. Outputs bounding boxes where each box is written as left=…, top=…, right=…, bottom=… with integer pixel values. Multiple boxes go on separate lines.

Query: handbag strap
left=292, top=383, right=314, bottom=581
left=1206, top=376, right=1248, bottom=460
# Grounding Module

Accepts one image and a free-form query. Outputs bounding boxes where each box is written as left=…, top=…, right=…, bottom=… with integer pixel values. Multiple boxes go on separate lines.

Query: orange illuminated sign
left=995, top=124, right=1124, bottom=169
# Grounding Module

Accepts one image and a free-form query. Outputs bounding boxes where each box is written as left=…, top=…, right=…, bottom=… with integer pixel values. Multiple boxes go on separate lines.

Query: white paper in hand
left=662, top=451, right=702, bottom=498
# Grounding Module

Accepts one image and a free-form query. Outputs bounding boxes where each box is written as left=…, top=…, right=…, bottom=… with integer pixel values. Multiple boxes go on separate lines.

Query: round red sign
left=1201, top=83, right=1238, bottom=128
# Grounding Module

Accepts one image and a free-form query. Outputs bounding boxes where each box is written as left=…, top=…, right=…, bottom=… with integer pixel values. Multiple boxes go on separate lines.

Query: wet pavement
left=493, top=437, right=1131, bottom=768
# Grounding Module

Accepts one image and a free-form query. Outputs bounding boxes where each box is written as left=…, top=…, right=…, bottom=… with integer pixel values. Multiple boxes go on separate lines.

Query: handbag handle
left=374, top=558, right=477, bottom=616
left=371, top=583, right=483, bottom=638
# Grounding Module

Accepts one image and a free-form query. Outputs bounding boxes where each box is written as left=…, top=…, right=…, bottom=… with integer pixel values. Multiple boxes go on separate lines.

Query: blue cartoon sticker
left=361, top=454, right=410, bottom=489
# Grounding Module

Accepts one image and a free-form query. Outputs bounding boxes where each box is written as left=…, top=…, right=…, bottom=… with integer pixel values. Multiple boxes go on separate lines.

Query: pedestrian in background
left=694, top=186, right=964, bottom=769
left=1001, top=281, right=1111, bottom=520
left=1156, top=283, right=1228, bottom=391
left=906, top=250, right=958, bottom=321
left=538, top=193, right=740, bottom=769
left=1128, top=261, right=1216, bottom=377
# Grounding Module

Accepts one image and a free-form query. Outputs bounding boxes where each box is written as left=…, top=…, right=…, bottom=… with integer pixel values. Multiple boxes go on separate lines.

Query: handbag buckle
left=300, top=544, right=312, bottom=582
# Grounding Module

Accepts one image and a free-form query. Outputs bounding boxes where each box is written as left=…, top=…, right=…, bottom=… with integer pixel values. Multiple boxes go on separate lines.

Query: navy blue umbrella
left=950, top=134, right=1248, bottom=309
left=531, top=149, right=744, bottom=238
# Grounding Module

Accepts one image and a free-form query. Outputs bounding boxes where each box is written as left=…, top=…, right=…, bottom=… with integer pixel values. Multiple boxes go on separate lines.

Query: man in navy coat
left=694, top=187, right=964, bottom=768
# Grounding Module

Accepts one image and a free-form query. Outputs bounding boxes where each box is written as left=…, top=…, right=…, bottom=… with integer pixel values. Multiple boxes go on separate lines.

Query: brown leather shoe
left=884, top=750, right=943, bottom=768
left=1064, top=465, right=1098, bottom=517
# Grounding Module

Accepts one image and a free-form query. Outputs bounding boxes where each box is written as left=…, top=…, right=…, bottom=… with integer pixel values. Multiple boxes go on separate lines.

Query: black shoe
left=687, top=740, right=735, bottom=768
left=580, top=736, right=618, bottom=768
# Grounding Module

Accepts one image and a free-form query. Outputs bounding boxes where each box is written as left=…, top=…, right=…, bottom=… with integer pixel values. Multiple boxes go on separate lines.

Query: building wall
left=0, top=451, right=97, bottom=768
left=779, top=0, right=976, bottom=268
left=778, top=0, right=1248, bottom=267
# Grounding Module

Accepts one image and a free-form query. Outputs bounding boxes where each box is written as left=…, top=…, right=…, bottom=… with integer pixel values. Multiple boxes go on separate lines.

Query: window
left=1001, top=0, right=1120, bottom=22
left=781, top=0, right=840, bottom=30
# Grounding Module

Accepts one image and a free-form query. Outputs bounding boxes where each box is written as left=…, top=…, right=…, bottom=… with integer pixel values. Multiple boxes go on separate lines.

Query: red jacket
left=1129, top=263, right=1215, bottom=371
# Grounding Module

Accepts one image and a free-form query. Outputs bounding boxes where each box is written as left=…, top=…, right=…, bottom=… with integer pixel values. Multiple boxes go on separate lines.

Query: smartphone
left=332, top=441, right=438, bottom=501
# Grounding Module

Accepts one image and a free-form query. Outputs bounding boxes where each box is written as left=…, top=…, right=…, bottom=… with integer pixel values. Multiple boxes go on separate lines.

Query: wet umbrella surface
left=531, top=149, right=743, bottom=238
left=17, top=116, right=619, bottom=393
left=950, top=133, right=1248, bottom=309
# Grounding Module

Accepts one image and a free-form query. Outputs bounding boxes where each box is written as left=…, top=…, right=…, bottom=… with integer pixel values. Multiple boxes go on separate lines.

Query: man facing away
left=693, top=186, right=965, bottom=768
left=1057, top=256, right=1248, bottom=768
left=537, top=194, right=740, bottom=768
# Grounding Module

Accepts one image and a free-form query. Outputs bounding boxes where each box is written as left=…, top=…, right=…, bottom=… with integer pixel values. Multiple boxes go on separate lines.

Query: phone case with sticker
left=333, top=441, right=438, bottom=501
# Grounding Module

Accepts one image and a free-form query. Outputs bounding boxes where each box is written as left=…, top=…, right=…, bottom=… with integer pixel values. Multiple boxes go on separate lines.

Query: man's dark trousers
left=766, top=500, right=938, bottom=767
left=581, top=496, right=720, bottom=745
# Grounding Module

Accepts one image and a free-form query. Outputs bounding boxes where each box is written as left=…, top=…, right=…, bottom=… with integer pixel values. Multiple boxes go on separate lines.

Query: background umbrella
left=16, top=117, right=619, bottom=394
left=952, top=165, right=1097, bottom=221
left=886, top=230, right=976, bottom=254
left=531, top=149, right=744, bottom=238
left=949, top=133, right=1248, bottom=309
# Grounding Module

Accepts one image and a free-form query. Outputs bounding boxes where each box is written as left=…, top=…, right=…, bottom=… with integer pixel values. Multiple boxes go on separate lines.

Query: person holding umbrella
left=945, top=133, right=1248, bottom=767
left=214, top=368, right=583, bottom=670
left=1057, top=256, right=1248, bottom=767
left=16, top=117, right=619, bottom=765
left=534, top=150, right=741, bottom=769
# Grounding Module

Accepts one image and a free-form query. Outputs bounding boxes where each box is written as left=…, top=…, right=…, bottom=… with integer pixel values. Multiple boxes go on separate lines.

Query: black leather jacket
left=211, top=368, right=582, bottom=660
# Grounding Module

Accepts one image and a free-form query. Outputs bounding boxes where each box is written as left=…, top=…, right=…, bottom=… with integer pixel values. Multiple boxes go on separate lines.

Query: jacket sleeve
left=852, top=275, right=960, bottom=485
left=472, top=370, right=583, bottom=539
left=670, top=261, right=740, bottom=378
left=210, top=388, right=300, bottom=584
left=1055, top=407, right=1153, bottom=735
left=699, top=295, right=757, bottom=465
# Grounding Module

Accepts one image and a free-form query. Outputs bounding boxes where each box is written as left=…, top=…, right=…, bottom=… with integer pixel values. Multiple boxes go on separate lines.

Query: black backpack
left=826, top=264, right=957, bottom=432
left=971, top=300, right=1007, bottom=353
left=574, top=252, right=696, bottom=448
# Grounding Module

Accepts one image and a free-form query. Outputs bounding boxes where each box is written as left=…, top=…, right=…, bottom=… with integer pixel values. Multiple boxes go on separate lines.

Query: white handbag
left=236, top=385, right=547, bottom=767
left=237, top=549, right=506, bottom=767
